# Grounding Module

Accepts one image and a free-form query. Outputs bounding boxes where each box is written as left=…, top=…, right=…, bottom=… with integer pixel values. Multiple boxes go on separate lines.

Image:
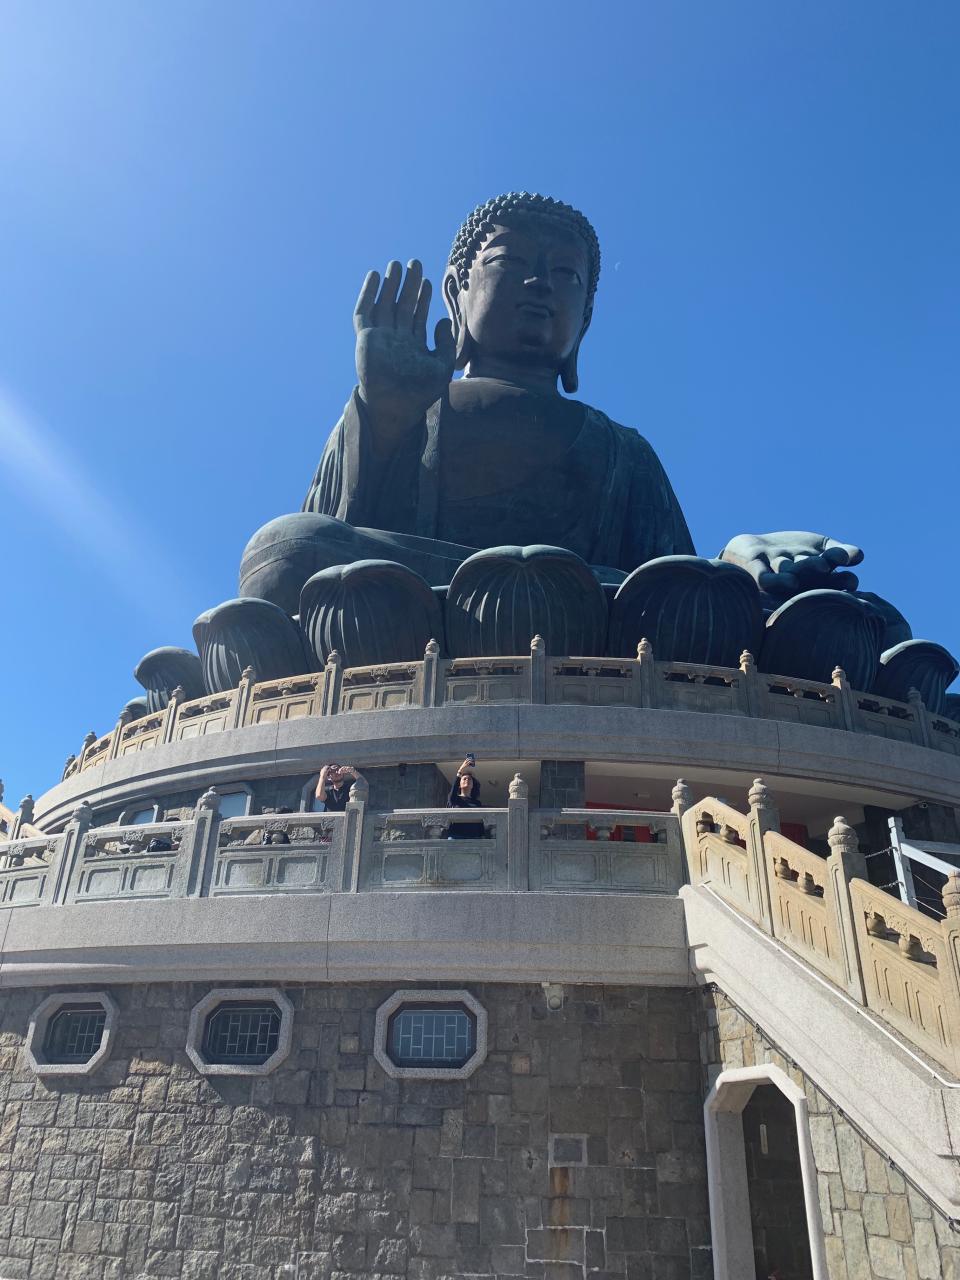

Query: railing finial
left=748, top=777, right=774, bottom=811
left=509, top=773, right=529, bottom=800
left=197, top=787, right=220, bottom=813
left=424, top=637, right=439, bottom=657
left=943, top=871, right=960, bottom=919
left=530, top=634, right=544, bottom=654
left=637, top=637, right=653, bottom=660
left=671, top=779, right=691, bottom=816
left=827, top=814, right=858, bottom=857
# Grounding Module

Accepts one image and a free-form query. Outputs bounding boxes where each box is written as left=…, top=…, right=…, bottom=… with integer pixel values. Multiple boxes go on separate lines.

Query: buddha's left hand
left=720, top=532, right=864, bottom=600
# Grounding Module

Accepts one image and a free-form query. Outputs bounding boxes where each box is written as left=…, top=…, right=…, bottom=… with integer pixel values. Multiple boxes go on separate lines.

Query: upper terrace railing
left=7, top=774, right=960, bottom=1076
left=61, top=638, right=960, bottom=781
left=684, top=781, right=960, bottom=1077
left=0, top=776, right=688, bottom=910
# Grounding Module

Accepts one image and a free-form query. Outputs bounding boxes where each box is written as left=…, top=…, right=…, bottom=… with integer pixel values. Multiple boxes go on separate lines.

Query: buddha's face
left=452, top=215, right=591, bottom=369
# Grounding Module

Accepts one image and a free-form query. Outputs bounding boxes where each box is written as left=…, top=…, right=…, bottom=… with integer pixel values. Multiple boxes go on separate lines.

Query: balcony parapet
left=62, top=639, right=960, bottom=782
left=0, top=783, right=686, bottom=911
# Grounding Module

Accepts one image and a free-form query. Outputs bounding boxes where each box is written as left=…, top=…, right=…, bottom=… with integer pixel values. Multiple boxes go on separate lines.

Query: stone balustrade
left=683, top=783, right=960, bottom=1077
left=0, top=781, right=685, bottom=910
left=62, top=639, right=960, bottom=781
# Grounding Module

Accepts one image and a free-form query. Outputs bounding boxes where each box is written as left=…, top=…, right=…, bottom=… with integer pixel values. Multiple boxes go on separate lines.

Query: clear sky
left=1, top=2, right=958, bottom=806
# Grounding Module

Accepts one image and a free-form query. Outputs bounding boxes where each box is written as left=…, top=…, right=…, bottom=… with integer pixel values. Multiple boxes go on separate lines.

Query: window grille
left=387, top=1005, right=476, bottom=1069
left=43, top=1005, right=107, bottom=1064
left=202, top=1003, right=281, bottom=1065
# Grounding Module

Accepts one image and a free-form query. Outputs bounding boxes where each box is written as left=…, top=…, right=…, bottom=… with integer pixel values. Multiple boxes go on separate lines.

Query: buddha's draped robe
left=303, top=388, right=693, bottom=582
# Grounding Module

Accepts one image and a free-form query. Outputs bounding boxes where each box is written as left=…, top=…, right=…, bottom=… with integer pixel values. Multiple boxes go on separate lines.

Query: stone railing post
left=420, top=638, right=441, bottom=708
left=185, top=787, right=221, bottom=897
left=738, top=650, right=761, bottom=718
left=77, top=731, right=98, bottom=771
left=907, top=687, right=932, bottom=748
left=161, top=687, right=185, bottom=745
left=60, top=754, right=77, bottom=782
left=826, top=815, right=868, bottom=1004
left=11, top=795, right=35, bottom=839
left=321, top=650, right=343, bottom=716
left=341, top=775, right=368, bottom=892
left=671, top=779, right=692, bottom=883
left=529, top=635, right=545, bottom=703
left=636, top=638, right=655, bottom=707
left=50, top=801, right=93, bottom=904
left=108, top=708, right=134, bottom=761
left=939, top=874, right=960, bottom=1075
left=233, top=666, right=257, bottom=728
left=507, top=773, right=530, bottom=891
left=831, top=666, right=858, bottom=732
left=746, top=778, right=777, bottom=934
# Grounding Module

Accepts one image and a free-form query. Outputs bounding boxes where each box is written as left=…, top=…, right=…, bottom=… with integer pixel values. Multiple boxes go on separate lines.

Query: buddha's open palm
left=354, top=260, right=456, bottom=424
left=720, top=532, right=864, bottom=599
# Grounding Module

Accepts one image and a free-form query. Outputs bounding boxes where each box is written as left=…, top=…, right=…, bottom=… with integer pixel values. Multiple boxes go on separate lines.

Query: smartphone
left=465, top=753, right=476, bottom=766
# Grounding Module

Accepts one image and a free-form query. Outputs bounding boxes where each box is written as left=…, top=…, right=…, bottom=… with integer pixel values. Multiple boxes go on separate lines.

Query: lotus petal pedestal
left=134, top=647, right=205, bottom=712
left=760, top=590, right=884, bottom=688
left=607, top=556, right=762, bottom=664
left=193, top=599, right=312, bottom=694
left=299, top=560, right=443, bottom=668
left=873, top=640, right=959, bottom=715
left=444, top=546, right=608, bottom=659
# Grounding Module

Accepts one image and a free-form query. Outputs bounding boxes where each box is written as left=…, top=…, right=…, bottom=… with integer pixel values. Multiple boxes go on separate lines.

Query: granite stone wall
left=0, top=981, right=710, bottom=1280
left=700, top=987, right=960, bottom=1280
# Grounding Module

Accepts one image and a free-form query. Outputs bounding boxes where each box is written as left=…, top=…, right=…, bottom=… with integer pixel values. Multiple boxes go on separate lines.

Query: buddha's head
left=443, top=193, right=601, bottom=394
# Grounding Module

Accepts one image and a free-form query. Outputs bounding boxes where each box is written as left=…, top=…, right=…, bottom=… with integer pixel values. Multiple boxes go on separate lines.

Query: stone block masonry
left=700, top=986, right=960, bottom=1280
left=0, top=982, right=709, bottom=1279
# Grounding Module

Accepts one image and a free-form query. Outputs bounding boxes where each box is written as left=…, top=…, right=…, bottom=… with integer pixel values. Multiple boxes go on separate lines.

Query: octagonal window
left=203, top=1002, right=281, bottom=1066
left=26, top=992, right=117, bottom=1077
left=44, top=1004, right=107, bottom=1064
left=375, top=989, right=487, bottom=1080
left=186, top=987, right=293, bottom=1076
left=387, top=1004, right=476, bottom=1070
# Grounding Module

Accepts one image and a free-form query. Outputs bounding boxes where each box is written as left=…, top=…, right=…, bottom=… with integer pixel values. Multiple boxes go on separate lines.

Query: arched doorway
left=704, top=1064, right=827, bottom=1279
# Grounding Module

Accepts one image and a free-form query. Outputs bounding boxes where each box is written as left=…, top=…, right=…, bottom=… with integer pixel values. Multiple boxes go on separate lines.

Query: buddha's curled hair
left=448, top=192, right=601, bottom=306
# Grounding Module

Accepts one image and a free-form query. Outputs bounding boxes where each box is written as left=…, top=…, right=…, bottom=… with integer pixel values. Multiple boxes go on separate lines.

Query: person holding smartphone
left=314, top=764, right=363, bottom=813
left=446, top=756, right=484, bottom=839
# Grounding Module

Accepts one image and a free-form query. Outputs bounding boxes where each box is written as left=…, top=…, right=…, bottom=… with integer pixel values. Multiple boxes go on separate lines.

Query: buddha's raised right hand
left=354, top=260, right=456, bottom=439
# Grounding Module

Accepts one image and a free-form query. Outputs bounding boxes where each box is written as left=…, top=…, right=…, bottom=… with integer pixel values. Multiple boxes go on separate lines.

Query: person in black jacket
left=314, top=764, right=363, bottom=813
left=446, top=758, right=484, bottom=840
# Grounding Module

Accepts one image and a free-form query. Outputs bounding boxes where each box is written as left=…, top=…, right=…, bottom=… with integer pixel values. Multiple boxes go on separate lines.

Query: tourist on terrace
left=314, top=764, right=363, bottom=812
left=446, top=757, right=485, bottom=840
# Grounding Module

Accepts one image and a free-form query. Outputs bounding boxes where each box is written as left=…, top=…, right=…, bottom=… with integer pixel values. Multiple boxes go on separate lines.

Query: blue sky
left=1, top=2, right=958, bottom=805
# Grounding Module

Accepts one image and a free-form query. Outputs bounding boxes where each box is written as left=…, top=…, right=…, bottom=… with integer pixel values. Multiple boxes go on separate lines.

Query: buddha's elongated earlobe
left=560, top=311, right=592, bottom=395
left=442, top=268, right=476, bottom=371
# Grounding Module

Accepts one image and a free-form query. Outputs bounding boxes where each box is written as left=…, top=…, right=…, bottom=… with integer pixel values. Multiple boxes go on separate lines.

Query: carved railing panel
left=213, top=813, right=345, bottom=895
left=757, top=678, right=842, bottom=730
left=855, top=693, right=924, bottom=746
left=174, top=692, right=236, bottom=740
left=657, top=664, right=744, bottom=716
left=339, top=663, right=419, bottom=713
left=361, top=808, right=508, bottom=890
left=443, top=659, right=527, bottom=705
left=534, top=809, right=682, bottom=893
left=0, top=835, right=60, bottom=907
left=118, top=712, right=166, bottom=755
left=764, top=831, right=845, bottom=987
left=248, top=674, right=322, bottom=724
left=850, top=879, right=956, bottom=1072
left=547, top=660, right=637, bottom=708
left=79, top=732, right=113, bottom=772
left=70, top=821, right=190, bottom=904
